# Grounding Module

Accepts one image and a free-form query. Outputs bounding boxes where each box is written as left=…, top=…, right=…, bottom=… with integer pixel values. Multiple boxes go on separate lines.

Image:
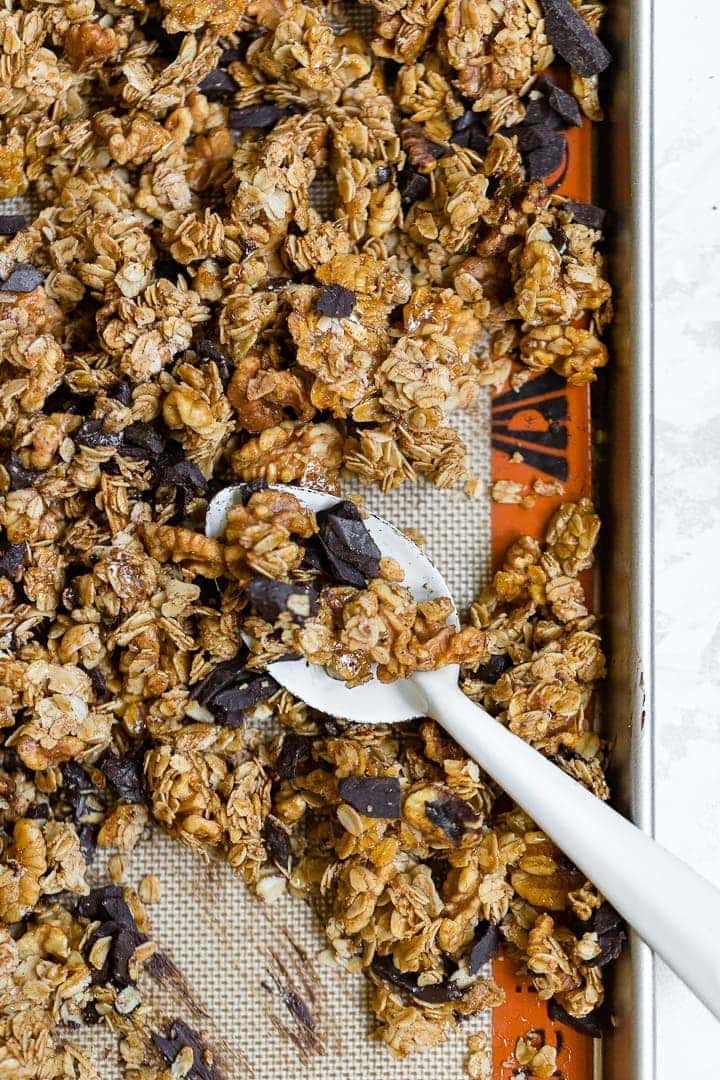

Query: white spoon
left=207, top=483, right=720, bottom=1021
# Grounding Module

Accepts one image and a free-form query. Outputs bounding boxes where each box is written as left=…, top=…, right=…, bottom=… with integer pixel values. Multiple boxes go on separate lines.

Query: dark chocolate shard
left=548, top=998, right=613, bottom=1037
left=546, top=83, right=583, bottom=127
left=317, top=500, right=381, bottom=587
left=376, top=164, right=392, bottom=184
left=210, top=673, right=278, bottom=716
left=219, top=46, right=243, bottom=66
left=524, top=132, right=567, bottom=180
left=246, top=577, right=319, bottom=625
left=6, top=452, right=39, bottom=490
left=123, top=421, right=167, bottom=458
left=0, top=540, right=28, bottom=582
left=338, top=776, right=401, bottom=819
left=473, top=653, right=512, bottom=684
left=316, top=284, right=356, bottom=319
left=194, top=338, right=233, bottom=382
left=152, top=1019, right=220, bottom=1080
left=89, top=666, right=107, bottom=698
left=79, top=885, right=148, bottom=989
left=584, top=903, right=626, bottom=968
left=108, top=377, right=133, bottom=405
left=522, top=97, right=566, bottom=130
left=276, top=733, right=314, bottom=779
left=0, top=262, right=44, bottom=292
left=469, top=921, right=501, bottom=973
left=549, top=223, right=569, bottom=254
left=0, top=214, right=28, bottom=236
left=198, top=68, right=236, bottom=101
left=262, top=817, right=293, bottom=871
left=399, top=169, right=430, bottom=205
left=540, top=0, right=612, bottom=77
left=98, top=750, right=144, bottom=803
left=77, top=884, right=124, bottom=922
left=425, top=792, right=477, bottom=843
left=411, top=979, right=464, bottom=1004
left=371, top=956, right=463, bottom=1003
left=562, top=199, right=607, bottom=229
left=229, top=104, right=293, bottom=130
left=190, top=654, right=249, bottom=706
left=76, top=420, right=124, bottom=450
left=190, top=653, right=277, bottom=724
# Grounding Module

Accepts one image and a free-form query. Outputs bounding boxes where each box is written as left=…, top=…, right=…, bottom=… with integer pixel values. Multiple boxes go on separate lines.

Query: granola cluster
left=0, top=0, right=618, bottom=1071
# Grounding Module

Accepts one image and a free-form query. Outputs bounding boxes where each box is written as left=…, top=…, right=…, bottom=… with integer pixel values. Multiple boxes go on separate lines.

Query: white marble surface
left=654, top=0, right=720, bottom=1072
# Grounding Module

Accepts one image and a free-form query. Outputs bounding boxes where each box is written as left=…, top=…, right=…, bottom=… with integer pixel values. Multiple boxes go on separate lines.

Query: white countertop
left=654, top=0, right=720, bottom=1071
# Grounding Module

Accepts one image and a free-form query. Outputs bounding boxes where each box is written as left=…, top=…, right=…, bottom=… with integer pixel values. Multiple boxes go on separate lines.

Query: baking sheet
left=0, top=0, right=655, bottom=1073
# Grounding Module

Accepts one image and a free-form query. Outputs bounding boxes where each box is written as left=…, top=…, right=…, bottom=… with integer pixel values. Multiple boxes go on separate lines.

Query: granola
left=0, top=0, right=617, bottom=1072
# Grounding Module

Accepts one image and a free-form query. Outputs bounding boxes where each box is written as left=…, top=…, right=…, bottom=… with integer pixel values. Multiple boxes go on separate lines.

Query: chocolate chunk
left=229, top=104, right=292, bottom=130
left=473, top=653, right=512, bottom=684
left=43, top=386, right=94, bottom=416
left=0, top=262, right=44, bottom=292
left=563, top=199, right=607, bottom=229
left=469, top=921, right=501, bottom=973
left=549, top=223, right=568, bottom=254
left=284, top=991, right=315, bottom=1030
left=77, top=823, right=99, bottom=861
left=83, top=1001, right=102, bottom=1025
left=76, top=420, right=124, bottom=450
left=425, top=792, right=476, bottom=843
left=123, top=421, right=167, bottom=458
left=191, top=654, right=278, bottom=725
left=0, top=540, right=28, bottom=582
left=276, top=733, right=314, bottom=779
left=522, top=97, right=566, bottom=130
left=98, top=750, right=144, bottom=803
left=399, top=169, right=430, bottom=205
left=89, top=666, right=107, bottom=698
left=453, top=109, right=478, bottom=134
left=546, top=83, right=583, bottom=127
left=219, top=46, right=243, bottom=66
left=0, top=214, right=28, bottom=236
left=77, top=884, right=124, bottom=922
left=190, top=654, right=250, bottom=706
left=25, top=802, right=50, bottom=820
left=548, top=998, right=612, bottom=1037
left=585, top=903, right=626, bottom=968
left=316, top=284, right=356, bottom=319
left=317, top=500, right=381, bottom=587
left=194, top=338, right=233, bottom=382
left=246, top=577, right=319, bottom=625
left=152, top=1020, right=219, bottom=1080
left=210, top=673, right=277, bottom=717
left=376, top=164, right=392, bottom=184
left=411, top=979, right=464, bottom=1004
left=198, top=68, right=236, bottom=101
left=371, top=957, right=462, bottom=1003
left=108, top=377, right=133, bottom=405
left=338, top=777, right=401, bottom=819
left=540, top=0, right=611, bottom=77
left=262, top=817, right=292, bottom=871
left=5, top=452, right=38, bottom=490
left=524, top=132, right=567, bottom=179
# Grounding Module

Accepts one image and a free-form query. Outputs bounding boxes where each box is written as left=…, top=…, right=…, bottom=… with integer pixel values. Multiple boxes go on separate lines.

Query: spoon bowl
left=206, top=483, right=458, bottom=723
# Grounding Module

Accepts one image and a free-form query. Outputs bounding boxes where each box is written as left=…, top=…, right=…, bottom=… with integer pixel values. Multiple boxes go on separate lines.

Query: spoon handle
left=415, top=672, right=720, bottom=1021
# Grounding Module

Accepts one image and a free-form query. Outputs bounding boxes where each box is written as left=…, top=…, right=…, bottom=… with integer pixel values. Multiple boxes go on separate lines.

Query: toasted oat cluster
left=0, top=0, right=617, bottom=1072
left=221, top=486, right=489, bottom=685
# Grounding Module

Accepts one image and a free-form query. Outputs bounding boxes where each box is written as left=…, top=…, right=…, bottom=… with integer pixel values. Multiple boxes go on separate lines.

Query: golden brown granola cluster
left=0, top=0, right=616, bottom=1071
